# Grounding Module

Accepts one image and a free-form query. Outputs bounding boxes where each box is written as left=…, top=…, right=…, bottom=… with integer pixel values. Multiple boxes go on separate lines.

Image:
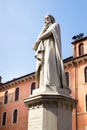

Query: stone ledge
left=24, top=93, right=77, bottom=110
left=32, top=86, right=71, bottom=96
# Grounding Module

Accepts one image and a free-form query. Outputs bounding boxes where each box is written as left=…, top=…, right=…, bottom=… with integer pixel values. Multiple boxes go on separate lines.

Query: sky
left=0, top=0, right=87, bottom=82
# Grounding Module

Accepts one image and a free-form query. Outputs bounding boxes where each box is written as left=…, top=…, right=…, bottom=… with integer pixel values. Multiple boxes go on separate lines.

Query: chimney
left=0, top=76, right=2, bottom=84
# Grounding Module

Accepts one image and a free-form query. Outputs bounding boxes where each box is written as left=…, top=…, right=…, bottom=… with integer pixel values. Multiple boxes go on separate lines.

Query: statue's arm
left=32, top=39, right=41, bottom=51
left=38, top=28, right=52, bottom=40
left=32, top=25, right=49, bottom=51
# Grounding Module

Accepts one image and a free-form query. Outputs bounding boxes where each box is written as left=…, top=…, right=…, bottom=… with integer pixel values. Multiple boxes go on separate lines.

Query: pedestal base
left=33, top=85, right=71, bottom=97
left=24, top=93, right=77, bottom=130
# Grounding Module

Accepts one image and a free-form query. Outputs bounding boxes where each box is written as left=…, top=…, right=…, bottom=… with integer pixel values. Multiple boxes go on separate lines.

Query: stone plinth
left=24, top=93, right=77, bottom=130
left=32, top=84, right=71, bottom=97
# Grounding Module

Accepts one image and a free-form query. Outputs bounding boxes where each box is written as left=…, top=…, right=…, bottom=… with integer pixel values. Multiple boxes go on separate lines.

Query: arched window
left=84, top=67, right=87, bottom=82
left=4, top=91, right=8, bottom=104
left=15, top=88, right=19, bottom=101
left=13, top=109, right=18, bottom=123
left=85, top=95, right=87, bottom=111
left=31, top=82, right=36, bottom=94
left=2, top=112, right=6, bottom=126
left=65, top=72, right=69, bottom=87
left=79, top=43, right=84, bottom=56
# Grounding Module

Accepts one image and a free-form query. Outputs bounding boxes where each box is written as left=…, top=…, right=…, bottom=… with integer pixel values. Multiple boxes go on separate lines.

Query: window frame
left=4, top=91, right=8, bottom=104
left=65, top=71, right=70, bottom=87
left=85, top=95, right=87, bottom=111
left=14, top=87, right=19, bottom=101
left=79, top=43, right=84, bottom=56
left=12, top=109, right=18, bottom=124
left=31, top=82, right=36, bottom=95
left=84, top=66, right=87, bottom=83
left=2, top=112, right=7, bottom=126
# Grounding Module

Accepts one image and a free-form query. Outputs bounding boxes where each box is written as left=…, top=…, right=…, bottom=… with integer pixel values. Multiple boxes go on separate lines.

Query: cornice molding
left=64, top=54, right=87, bottom=68
left=71, top=36, right=87, bottom=45
left=0, top=72, right=35, bottom=89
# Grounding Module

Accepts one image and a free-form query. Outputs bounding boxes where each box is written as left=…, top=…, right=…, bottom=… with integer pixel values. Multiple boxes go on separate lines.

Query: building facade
left=64, top=36, right=87, bottom=130
left=0, top=36, right=87, bottom=130
left=0, top=72, right=37, bottom=130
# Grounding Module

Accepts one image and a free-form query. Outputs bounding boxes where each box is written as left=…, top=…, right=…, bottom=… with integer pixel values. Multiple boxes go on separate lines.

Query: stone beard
left=33, top=14, right=67, bottom=89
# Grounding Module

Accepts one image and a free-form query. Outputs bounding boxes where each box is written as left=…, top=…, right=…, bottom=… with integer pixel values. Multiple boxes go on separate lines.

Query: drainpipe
left=75, top=62, right=78, bottom=130
left=73, top=43, right=78, bottom=130
left=0, top=76, right=2, bottom=84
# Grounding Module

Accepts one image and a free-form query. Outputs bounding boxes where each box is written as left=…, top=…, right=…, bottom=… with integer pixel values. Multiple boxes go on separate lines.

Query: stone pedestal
left=24, top=92, right=77, bottom=130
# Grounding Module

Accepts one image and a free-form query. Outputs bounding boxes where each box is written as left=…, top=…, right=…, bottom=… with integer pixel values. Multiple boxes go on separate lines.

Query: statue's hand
left=32, top=44, right=37, bottom=51
left=36, top=38, right=41, bottom=43
left=37, top=36, right=41, bottom=40
left=32, top=39, right=41, bottom=51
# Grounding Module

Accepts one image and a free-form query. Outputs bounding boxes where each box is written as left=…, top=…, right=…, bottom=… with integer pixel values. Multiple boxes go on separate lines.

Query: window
left=15, top=88, right=19, bottom=101
left=31, top=82, right=36, bottom=94
left=4, top=91, right=8, bottom=104
left=2, top=112, right=6, bottom=126
left=65, top=72, right=69, bottom=87
left=79, top=43, right=84, bottom=56
left=84, top=67, right=87, bottom=82
left=85, top=95, right=87, bottom=111
left=13, top=109, right=18, bottom=123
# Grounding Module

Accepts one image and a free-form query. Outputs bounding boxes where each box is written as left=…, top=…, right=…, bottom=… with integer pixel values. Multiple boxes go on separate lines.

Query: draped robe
left=33, top=23, right=67, bottom=88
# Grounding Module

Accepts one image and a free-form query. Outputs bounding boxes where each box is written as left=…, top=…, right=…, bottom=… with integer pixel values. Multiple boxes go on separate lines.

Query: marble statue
left=33, top=14, right=67, bottom=89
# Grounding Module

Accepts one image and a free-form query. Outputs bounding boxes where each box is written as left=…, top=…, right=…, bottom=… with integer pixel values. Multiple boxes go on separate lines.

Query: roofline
left=71, top=36, right=87, bottom=44
left=0, top=72, right=35, bottom=87
left=64, top=54, right=87, bottom=63
left=63, top=56, right=73, bottom=63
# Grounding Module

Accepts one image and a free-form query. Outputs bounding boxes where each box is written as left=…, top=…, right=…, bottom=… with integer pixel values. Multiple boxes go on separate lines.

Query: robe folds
left=34, top=23, right=67, bottom=88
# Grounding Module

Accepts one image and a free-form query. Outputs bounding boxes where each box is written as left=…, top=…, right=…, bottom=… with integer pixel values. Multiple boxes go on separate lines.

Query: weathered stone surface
left=24, top=93, right=77, bottom=130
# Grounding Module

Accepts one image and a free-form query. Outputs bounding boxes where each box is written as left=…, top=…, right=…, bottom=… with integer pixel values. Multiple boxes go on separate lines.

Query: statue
left=33, top=14, right=67, bottom=89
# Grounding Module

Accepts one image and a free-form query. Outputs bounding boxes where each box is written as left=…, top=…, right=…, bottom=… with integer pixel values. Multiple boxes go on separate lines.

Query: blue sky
left=0, top=0, right=87, bottom=82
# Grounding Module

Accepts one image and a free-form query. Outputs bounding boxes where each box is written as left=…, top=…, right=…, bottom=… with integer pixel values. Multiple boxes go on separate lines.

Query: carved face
left=44, top=15, right=52, bottom=25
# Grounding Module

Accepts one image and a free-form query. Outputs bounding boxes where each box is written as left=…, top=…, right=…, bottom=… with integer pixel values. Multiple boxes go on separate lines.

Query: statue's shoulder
left=51, top=22, right=59, bottom=28
left=49, top=23, right=60, bottom=32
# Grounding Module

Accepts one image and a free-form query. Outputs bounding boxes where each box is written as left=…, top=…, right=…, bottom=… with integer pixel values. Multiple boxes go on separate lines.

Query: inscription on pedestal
left=29, top=107, right=43, bottom=130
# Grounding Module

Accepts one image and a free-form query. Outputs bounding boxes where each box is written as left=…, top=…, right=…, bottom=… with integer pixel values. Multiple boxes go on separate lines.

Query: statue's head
left=44, top=14, right=55, bottom=25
